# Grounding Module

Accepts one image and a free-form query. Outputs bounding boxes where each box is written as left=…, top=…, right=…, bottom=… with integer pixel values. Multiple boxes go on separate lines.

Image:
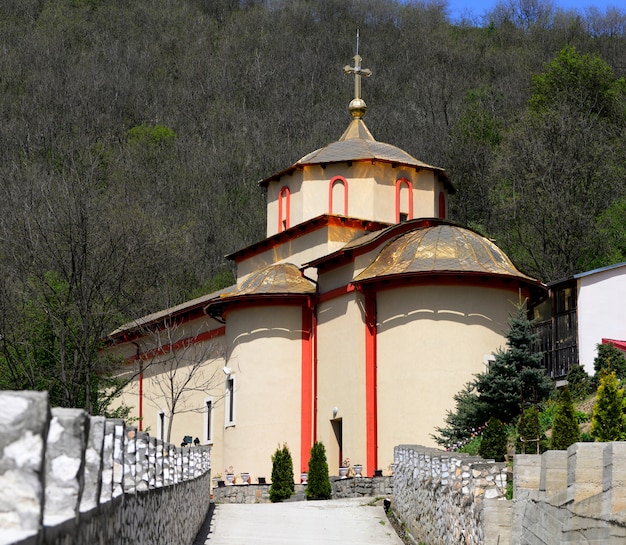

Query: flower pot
left=353, top=464, right=363, bottom=477
left=301, top=472, right=308, bottom=484
left=225, top=473, right=235, bottom=485
left=338, top=467, right=349, bottom=479
left=373, top=469, right=383, bottom=477
left=240, top=472, right=250, bottom=485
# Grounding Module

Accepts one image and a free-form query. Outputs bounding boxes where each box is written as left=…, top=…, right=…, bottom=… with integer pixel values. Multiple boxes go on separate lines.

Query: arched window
left=438, top=192, right=446, bottom=219
left=278, top=186, right=291, bottom=232
left=329, top=176, right=348, bottom=215
left=395, top=178, right=413, bottom=222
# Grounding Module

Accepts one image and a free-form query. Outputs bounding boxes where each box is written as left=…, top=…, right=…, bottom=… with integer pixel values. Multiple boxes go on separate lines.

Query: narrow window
left=438, top=192, right=446, bottom=219
left=329, top=176, right=348, bottom=215
left=204, top=399, right=213, bottom=443
left=158, top=410, right=165, bottom=441
left=225, top=376, right=235, bottom=427
left=395, top=178, right=413, bottom=223
left=278, top=186, right=291, bottom=232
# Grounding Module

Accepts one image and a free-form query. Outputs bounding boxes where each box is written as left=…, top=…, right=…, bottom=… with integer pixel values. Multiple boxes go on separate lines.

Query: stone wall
left=512, top=442, right=626, bottom=544
left=392, top=445, right=510, bottom=545
left=212, top=476, right=393, bottom=504
left=0, top=391, right=211, bottom=545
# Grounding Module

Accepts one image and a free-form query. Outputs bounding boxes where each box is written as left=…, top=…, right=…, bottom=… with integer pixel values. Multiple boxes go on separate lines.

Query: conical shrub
left=306, top=441, right=332, bottom=500
left=269, top=443, right=295, bottom=502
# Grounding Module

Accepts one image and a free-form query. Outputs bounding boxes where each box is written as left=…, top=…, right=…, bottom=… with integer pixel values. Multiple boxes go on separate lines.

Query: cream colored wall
left=107, top=316, right=228, bottom=482
left=375, top=284, right=520, bottom=471
left=220, top=305, right=303, bottom=482
left=265, top=163, right=443, bottom=238
left=315, top=293, right=367, bottom=474
left=235, top=224, right=371, bottom=282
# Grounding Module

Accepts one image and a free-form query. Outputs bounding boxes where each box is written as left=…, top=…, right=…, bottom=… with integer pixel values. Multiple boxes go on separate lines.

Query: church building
left=105, top=52, right=546, bottom=483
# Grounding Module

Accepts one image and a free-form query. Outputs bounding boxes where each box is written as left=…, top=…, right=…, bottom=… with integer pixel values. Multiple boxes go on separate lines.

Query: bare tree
left=138, top=318, right=227, bottom=443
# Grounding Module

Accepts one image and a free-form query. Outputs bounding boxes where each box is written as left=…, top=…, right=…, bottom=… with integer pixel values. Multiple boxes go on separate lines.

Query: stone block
left=80, top=415, right=105, bottom=512
left=566, top=442, right=604, bottom=504
left=603, top=441, right=626, bottom=514
left=44, top=407, right=89, bottom=525
left=99, top=419, right=116, bottom=503
left=123, top=425, right=137, bottom=493
left=111, top=419, right=125, bottom=498
left=539, top=450, right=568, bottom=496
left=0, top=391, right=49, bottom=534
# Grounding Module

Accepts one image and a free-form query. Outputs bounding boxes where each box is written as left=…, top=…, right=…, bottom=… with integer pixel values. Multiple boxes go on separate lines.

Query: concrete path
left=194, top=497, right=404, bottom=545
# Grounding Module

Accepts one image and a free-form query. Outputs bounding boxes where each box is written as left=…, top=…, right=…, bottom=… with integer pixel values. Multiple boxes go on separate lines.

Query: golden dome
left=222, top=263, right=315, bottom=297
left=354, top=224, right=536, bottom=283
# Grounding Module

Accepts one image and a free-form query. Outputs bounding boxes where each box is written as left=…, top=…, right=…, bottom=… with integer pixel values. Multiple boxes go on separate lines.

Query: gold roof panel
left=354, top=224, right=536, bottom=283
left=222, top=263, right=315, bottom=298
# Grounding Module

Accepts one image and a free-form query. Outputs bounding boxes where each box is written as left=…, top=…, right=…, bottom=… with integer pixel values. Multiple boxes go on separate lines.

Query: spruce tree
left=551, top=387, right=580, bottom=450
left=593, top=343, right=626, bottom=383
left=591, top=371, right=626, bottom=442
left=306, top=441, right=332, bottom=500
left=475, top=306, right=553, bottom=425
left=516, top=406, right=547, bottom=454
left=269, top=443, right=295, bottom=502
left=479, top=417, right=507, bottom=461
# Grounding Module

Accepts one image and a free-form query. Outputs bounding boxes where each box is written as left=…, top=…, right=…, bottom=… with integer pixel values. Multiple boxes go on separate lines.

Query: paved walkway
left=194, top=497, right=404, bottom=545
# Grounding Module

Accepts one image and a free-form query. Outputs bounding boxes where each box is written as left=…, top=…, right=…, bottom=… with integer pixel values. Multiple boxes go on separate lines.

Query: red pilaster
left=364, top=291, right=378, bottom=476
left=301, top=305, right=314, bottom=472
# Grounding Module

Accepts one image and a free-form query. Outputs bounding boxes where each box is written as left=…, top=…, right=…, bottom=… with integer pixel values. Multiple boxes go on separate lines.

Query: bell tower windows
left=395, top=178, right=413, bottom=223
left=329, top=176, right=348, bottom=216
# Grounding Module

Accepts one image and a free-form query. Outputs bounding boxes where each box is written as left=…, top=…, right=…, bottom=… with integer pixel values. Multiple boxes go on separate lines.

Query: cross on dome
left=343, top=30, right=372, bottom=119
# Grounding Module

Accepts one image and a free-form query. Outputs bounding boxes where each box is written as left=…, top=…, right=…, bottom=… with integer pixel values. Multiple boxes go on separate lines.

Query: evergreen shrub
left=479, top=417, right=507, bottom=461
left=591, top=370, right=626, bottom=441
left=306, top=441, right=332, bottom=500
left=550, top=387, right=580, bottom=450
left=269, top=443, right=295, bottom=502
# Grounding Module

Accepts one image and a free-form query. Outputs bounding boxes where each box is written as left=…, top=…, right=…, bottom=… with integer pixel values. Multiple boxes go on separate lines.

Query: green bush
left=593, top=343, right=626, bottom=384
left=591, top=370, right=626, bottom=442
left=516, top=406, right=549, bottom=454
left=550, top=387, right=580, bottom=450
left=269, top=443, right=295, bottom=502
left=479, top=417, right=507, bottom=461
left=566, top=364, right=592, bottom=399
left=306, top=441, right=332, bottom=500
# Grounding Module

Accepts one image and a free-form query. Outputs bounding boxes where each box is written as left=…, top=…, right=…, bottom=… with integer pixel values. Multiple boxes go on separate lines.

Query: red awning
left=602, top=338, right=626, bottom=352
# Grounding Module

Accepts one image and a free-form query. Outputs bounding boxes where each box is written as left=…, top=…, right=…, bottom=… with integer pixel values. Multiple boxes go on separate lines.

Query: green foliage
left=566, top=364, right=592, bottom=400
left=593, top=343, right=626, bottom=383
left=474, top=306, right=553, bottom=424
left=516, top=406, right=549, bottom=454
left=434, top=306, right=553, bottom=448
left=591, top=371, right=626, bottom=442
left=479, top=417, right=507, bottom=462
left=127, top=124, right=177, bottom=147
left=305, top=441, right=332, bottom=500
left=457, top=435, right=482, bottom=456
left=269, top=443, right=295, bottom=502
left=550, top=388, right=580, bottom=450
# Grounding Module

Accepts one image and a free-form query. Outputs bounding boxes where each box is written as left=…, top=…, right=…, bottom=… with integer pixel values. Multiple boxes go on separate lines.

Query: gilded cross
left=343, top=31, right=372, bottom=103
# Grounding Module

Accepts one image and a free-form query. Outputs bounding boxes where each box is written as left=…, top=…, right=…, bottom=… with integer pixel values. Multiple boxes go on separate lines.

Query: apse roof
left=353, top=223, right=539, bottom=285
left=219, top=263, right=315, bottom=298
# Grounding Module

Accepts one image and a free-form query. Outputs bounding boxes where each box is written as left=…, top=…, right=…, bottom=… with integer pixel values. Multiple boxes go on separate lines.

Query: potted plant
left=339, top=457, right=350, bottom=479
left=225, top=466, right=235, bottom=485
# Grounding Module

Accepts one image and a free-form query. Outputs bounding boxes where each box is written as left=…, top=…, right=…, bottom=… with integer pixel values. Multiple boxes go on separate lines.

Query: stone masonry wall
left=212, top=476, right=393, bottom=504
left=0, top=391, right=211, bottom=545
left=512, top=442, right=626, bottom=544
left=392, top=445, right=510, bottom=545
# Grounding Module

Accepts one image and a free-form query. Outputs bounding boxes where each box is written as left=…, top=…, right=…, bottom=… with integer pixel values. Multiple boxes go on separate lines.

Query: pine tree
left=593, top=343, right=626, bottom=383
left=591, top=371, right=626, bottom=442
left=269, top=443, right=295, bottom=502
left=306, top=441, right=332, bottom=500
left=479, top=417, right=507, bottom=461
left=516, top=406, right=547, bottom=454
left=475, top=306, right=553, bottom=424
left=551, top=387, right=580, bottom=450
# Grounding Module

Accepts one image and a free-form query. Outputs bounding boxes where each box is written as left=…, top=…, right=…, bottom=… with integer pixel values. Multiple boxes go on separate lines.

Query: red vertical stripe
left=364, top=292, right=378, bottom=476
left=301, top=305, right=314, bottom=472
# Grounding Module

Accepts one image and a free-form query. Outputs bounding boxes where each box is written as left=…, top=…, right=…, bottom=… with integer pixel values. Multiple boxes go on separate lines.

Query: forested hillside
left=1, top=0, right=625, bottom=410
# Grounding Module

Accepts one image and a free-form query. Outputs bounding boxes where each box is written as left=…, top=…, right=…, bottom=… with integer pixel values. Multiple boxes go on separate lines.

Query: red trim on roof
left=126, top=326, right=226, bottom=362
left=603, top=339, right=626, bottom=352
left=227, top=215, right=389, bottom=264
